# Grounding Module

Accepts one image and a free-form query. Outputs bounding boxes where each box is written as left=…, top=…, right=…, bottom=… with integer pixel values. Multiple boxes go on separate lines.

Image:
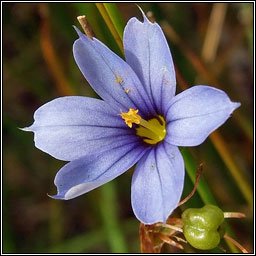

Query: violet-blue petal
left=165, top=85, right=241, bottom=146
left=73, top=27, right=155, bottom=118
left=51, top=141, right=149, bottom=200
left=123, top=12, right=176, bottom=115
left=23, top=96, right=138, bottom=161
left=131, top=142, right=184, bottom=224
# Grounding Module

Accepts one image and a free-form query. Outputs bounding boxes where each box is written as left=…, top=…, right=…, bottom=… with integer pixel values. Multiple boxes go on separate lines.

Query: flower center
left=121, top=108, right=166, bottom=145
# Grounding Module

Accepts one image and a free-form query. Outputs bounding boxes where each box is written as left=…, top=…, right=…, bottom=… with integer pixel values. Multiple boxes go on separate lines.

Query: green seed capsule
left=182, top=204, right=225, bottom=250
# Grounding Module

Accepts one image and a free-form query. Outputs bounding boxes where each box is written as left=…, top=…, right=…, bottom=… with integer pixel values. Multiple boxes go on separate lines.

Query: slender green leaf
left=103, top=3, right=126, bottom=40
left=99, top=181, right=128, bottom=253
left=181, top=148, right=217, bottom=205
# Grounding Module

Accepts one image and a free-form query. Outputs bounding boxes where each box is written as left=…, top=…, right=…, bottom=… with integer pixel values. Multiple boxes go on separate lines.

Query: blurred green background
left=3, top=2, right=253, bottom=253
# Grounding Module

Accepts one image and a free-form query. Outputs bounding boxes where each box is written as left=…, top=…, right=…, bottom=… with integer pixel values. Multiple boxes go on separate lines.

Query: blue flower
left=24, top=12, right=240, bottom=224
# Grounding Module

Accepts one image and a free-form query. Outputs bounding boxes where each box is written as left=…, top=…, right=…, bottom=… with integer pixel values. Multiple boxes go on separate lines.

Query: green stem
left=99, top=182, right=128, bottom=253
left=95, top=3, right=124, bottom=54
left=180, top=147, right=217, bottom=205
left=103, top=3, right=125, bottom=40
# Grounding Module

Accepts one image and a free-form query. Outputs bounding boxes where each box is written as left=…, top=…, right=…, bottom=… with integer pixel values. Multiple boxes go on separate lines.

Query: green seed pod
left=182, top=204, right=225, bottom=250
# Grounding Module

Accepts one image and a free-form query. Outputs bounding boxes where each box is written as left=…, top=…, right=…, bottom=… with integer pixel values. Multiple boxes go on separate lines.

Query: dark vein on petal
left=160, top=74, right=164, bottom=114
left=162, top=142, right=180, bottom=182
left=154, top=146, right=165, bottom=222
left=130, top=75, right=156, bottom=117
left=32, top=124, right=129, bottom=129
left=166, top=107, right=232, bottom=125
left=85, top=133, right=138, bottom=142
left=92, top=142, right=148, bottom=181
left=80, top=38, right=129, bottom=111
left=147, top=31, right=156, bottom=112
left=91, top=39, right=150, bottom=116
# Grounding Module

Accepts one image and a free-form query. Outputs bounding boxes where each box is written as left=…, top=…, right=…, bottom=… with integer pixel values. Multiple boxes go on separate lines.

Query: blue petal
left=23, top=96, right=139, bottom=161
left=123, top=12, right=176, bottom=115
left=51, top=141, right=149, bottom=200
left=131, top=142, right=184, bottom=224
left=73, top=27, right=155, bottom=118
left=165, top=85, right=240, bottom=146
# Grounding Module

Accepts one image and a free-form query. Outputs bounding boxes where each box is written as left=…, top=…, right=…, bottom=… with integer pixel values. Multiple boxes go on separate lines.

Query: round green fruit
left=182, top=204, right=225, bottom=250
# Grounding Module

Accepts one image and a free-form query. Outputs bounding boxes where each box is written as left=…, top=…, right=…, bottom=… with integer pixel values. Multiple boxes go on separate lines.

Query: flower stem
left=224, top=234, right=248, bottom=253
left=95, top=3, right=124, bottom=54
left=99, top=182, right=128, bottom=253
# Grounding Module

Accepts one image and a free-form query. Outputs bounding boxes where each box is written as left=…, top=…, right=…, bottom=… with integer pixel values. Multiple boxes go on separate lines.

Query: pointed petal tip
left=73, top=25, right=94, bottom=41
left=47, top=193, right=66, bottom=200
left=19, top=125, right=33, bottom=132
left=135, top=4, right=151, bottom=24
left=73, top=25, right=84, bottom=37
left=232, top=102, right=241, bottom=111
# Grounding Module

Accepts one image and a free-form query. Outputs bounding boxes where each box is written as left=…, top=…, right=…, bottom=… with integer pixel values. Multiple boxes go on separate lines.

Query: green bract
left=182, top=204, right=225, bottom=250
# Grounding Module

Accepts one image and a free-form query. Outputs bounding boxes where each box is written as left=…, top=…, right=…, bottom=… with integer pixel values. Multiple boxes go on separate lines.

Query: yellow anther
left=121, top=108, right=141, bottom=128
left=115, top=76, right=123, bottom=84
left=125, top=89, right=130, bottom=93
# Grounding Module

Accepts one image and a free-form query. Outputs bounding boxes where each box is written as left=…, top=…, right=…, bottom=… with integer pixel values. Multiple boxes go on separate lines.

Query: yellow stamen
left=121, top=108, right=166, bottom=144
left=121, top=108, right=141, bottom=128
left=125, top=89, right=130, bottom=93
left=115, top=76, right=123, bottom=84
